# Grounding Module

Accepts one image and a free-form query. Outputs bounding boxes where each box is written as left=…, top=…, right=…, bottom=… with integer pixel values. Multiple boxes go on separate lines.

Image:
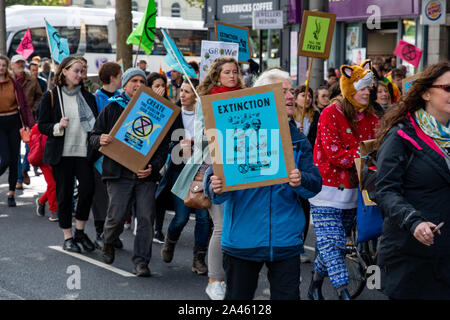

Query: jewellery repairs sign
left=201, top=83, right=295, bottom=192
left=99, top=86, right=180, bottom=173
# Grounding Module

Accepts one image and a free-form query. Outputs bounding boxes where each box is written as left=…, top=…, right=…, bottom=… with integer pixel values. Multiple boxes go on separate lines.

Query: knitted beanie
left=122, top=68, right=146, bottom=87
left=339, top=59, right=374, bottom=112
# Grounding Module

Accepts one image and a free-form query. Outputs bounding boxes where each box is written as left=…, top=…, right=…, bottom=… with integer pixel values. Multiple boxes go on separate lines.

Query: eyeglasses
left=431, top=84, right=450, bottom=92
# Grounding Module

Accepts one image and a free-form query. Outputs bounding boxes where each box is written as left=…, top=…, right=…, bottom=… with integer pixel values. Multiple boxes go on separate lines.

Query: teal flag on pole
left=161, top=29, right=197, bottom=79
left=45, top=20, right=70, bottom=64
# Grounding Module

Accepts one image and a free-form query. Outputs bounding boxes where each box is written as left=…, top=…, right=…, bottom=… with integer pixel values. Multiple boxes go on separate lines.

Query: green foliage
left=6, top=0, right=67, bottom=6
left=185, top=0, right=204, bottom=9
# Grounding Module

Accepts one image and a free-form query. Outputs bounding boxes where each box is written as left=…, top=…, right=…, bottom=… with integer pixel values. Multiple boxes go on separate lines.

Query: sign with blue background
left=215, top=21, right=251, bottom=63
left=115, top=92, right=173, bottom=155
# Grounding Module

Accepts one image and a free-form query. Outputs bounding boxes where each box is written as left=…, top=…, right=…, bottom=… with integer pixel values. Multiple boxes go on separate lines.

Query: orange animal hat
left=339, top=59, right=374, bottom=112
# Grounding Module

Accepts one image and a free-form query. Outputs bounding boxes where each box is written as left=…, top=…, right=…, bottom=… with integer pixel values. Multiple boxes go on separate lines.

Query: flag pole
left=161, top=29, right=201, bottom=102
left=133, top=35, right=143, bottom=68
left=299, top=57, right=313, bottom=132
left=44, top=18, right=65, bottom=118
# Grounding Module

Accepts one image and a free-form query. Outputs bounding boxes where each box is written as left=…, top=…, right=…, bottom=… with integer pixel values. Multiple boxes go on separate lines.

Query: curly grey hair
left=253, top=68, right=291, bottom=87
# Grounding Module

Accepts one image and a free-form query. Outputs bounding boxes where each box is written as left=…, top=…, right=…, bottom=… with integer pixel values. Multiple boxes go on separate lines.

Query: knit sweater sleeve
left=317, top=106, right=359, bottom=169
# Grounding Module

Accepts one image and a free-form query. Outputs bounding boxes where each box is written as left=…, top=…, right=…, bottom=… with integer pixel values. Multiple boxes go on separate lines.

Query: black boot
left=338, top=288, right=352, bottom=300
left=161, top=235, right=177, bottom=263
left=192, top=250, right=208, bottom=275
left=307, top=272, right=325, bottom=300
left=74, top=230, right=95, bottom=252
left=7, top=195, right=16, bottom=207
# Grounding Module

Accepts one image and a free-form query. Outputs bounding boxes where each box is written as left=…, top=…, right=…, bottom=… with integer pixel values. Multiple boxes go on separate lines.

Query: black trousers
left=0, top=113, right=21, bottom=191
left=52, top=157, right=94, bottom=229
left=223, top=253, right=301, bottom=300
left=92, top=169, right=108, bottom=234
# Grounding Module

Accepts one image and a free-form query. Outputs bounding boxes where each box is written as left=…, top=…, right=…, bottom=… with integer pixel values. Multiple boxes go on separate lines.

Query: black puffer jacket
left=375, top=116, right=450, bottom=300
left=89, top=99, right=169, bottom=183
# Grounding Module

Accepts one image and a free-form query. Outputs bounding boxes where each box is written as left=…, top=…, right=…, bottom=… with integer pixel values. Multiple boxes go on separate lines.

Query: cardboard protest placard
left=402, top=72, right=422, bottom=94
left=201, top=83, right=295, bottom=192
left=200, top=40, right=239, bottom=82
left=354, top=139, right=377, bottom=206
left=298, top=10, right=336, bottom=59
left=214, top=21, right=251, bottom=64
left=99, top=86, right=180, bottom=174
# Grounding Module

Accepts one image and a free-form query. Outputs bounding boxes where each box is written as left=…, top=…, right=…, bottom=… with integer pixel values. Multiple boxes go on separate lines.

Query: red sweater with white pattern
left=309, top=103, right=378, bottom=209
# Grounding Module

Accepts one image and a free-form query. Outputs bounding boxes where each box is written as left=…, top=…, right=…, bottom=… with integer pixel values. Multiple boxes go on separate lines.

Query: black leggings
left=0, top=113, right=21, bottom=192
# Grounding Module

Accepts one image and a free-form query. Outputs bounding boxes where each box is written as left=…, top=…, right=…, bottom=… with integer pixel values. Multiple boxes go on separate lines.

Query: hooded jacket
left=375, top=115, right=450, bottom=299
left=205, top=121, right=322, bottom=262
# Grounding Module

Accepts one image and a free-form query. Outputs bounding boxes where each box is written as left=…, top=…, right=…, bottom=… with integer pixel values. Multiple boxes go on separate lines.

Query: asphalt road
left=0, top=150, right=387, bottom=301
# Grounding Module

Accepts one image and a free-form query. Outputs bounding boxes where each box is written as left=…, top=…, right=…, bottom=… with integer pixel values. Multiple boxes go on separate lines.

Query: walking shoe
left=63, top=238, right=81, bottom=253
left=134, top=264, right=151, bottom=277
left=206, top=281, right=226, bottom=300
left=74, top=232, right=96, bottom=252
left=102, top=243, right=115, bottom=264
left=307, top=272, right=325, bottom=300
left=15, top=182, right=23, bottom=190
left=161, top=236, right=177, bottom=263
left=94, top=233, right=104, bottom=250
left=48, top=211, right=59, bottom=222
left=153, top=230, right=165, bottom=244
left=7, top=195, right=16, bottom=207
left=192, top=251, right=208, bottom=275
left=22, top=170, right=30, bottom=185
left=36, top=198, right=45, bottom=217
left=113, top=237, right=123, bottom=249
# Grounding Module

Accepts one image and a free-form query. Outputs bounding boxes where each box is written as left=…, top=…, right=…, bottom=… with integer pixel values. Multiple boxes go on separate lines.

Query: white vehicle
left=6, top=5, right=207, bottom=74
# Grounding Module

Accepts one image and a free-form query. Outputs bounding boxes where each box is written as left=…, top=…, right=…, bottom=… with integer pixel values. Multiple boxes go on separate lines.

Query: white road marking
left=48, top=246, right=136, bottom=277
left=0, top=286, right=25, bottom=300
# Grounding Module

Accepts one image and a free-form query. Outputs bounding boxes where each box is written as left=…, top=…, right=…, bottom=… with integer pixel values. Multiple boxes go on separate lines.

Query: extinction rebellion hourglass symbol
left=132, top=116, right=153, bottom=138
left=401, top=44, right=417, bottom=63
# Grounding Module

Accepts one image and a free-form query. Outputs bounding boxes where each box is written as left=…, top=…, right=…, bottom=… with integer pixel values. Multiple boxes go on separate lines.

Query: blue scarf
left=108, top=92, right=131, bottom=109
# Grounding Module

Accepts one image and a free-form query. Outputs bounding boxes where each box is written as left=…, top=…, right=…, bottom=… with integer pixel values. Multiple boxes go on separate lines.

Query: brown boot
left=192, top=250, right=208, bottom=275
left=161, top=236, right=177, bottom=263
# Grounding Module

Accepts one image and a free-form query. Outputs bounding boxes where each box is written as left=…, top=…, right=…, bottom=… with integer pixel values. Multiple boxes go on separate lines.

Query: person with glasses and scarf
left=38, top=56, right=98, bottom=253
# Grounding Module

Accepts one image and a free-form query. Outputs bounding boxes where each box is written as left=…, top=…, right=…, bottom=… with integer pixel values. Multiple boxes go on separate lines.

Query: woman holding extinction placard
left=170, top=57, right=245, bottom=300
left=38, top=56, right=98, bottom=253
left=307, top=59, right=378, bottom=300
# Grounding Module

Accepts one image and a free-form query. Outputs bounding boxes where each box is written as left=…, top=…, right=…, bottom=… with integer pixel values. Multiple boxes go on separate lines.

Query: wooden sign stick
left=299, top=57, right=313, bottom=132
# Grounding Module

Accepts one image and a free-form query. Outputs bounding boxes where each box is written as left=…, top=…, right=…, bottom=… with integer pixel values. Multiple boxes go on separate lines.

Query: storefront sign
left=421, top=0, right=446, bottom=25
left=200, top=41, right=239, bottom=82
left=99, top=86, right=180, bottom=174
left=215, top=21, right=252, bottom=63
left=298, top=11, right=336, bottom=59
left=328, top=0, right=420, bottom=22
left=201, top=83, right=295, bottom=192
left=216, top=0, right=279, bottom=26
left=252, top=10, right=283, bottom=30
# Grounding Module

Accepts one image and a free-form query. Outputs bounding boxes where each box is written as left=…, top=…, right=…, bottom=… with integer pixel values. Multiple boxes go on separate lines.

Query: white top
left=181, top=106, right=195, bottom=140
left=54, top=91, right=88, bottom=157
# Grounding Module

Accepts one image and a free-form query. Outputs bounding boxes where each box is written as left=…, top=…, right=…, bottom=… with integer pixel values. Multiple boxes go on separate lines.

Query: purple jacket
left=12, top=77, right=35, bottom=128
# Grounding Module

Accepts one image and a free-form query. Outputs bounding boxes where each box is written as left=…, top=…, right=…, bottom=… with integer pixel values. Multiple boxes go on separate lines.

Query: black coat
left=89, top=100, right=169, bottom=183
left=375, top=118, right=450, bottom=300
left=307, top=110, right=320, bottom=148
left=37, top=86, right=98, bottom=166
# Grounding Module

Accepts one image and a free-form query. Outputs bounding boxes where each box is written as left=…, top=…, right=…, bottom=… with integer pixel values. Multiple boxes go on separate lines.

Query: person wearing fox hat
left=307, top=59, right=379, bottom=300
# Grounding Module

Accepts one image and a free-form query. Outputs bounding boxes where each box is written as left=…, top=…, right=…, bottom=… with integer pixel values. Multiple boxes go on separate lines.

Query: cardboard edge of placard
left=99, top=86, right=181, bottom=174
left=214, top=20, right=251, bottom=64
left=200, top=83, right=294, bottom=193
left=297, top=10, right=336, bottom=59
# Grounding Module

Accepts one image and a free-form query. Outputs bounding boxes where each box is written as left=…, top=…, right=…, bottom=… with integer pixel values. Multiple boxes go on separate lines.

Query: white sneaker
left=206, top=281, right=226, bottom=300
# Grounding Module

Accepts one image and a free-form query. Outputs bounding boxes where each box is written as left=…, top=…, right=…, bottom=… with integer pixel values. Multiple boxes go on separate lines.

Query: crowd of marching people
left=1, top=51, right=449, bottom=300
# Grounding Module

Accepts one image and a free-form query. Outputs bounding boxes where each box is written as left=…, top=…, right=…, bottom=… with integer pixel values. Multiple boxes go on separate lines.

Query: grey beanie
left=122, top=67, right=146, bottom=87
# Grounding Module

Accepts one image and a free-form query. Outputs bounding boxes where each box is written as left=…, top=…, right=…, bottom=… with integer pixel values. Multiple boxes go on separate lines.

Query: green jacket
left=171, top=101, right=209, bottom=200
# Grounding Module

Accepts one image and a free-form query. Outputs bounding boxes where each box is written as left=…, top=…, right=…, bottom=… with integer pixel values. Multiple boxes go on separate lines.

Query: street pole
left=0, top=0, right=6, bottom=56
left=308, top=0, right=327, bottom=90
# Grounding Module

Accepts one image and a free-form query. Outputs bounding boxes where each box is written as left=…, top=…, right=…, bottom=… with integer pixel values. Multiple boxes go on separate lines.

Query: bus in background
left=6, top=5, right=207, bottom=74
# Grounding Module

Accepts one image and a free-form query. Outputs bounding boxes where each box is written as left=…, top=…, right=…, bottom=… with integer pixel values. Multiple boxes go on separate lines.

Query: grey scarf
left=61, top=85, right=95, bottom=132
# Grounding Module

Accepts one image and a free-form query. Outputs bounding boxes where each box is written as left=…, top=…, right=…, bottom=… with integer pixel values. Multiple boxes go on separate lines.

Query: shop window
left=171, top=3, right=181, bottom=17
left=84, top=0, right=94, bottom=7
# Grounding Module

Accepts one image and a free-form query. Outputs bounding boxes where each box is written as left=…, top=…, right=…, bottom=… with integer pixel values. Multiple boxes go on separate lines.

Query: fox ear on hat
left=361, top=59, right=372, bottom=71
left=340, top=65, right=353, bottom=79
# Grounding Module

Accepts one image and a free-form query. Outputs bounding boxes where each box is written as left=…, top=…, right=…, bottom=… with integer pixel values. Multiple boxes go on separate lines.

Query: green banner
left=302, top=16, right=330, bottom=53
left=126, top=0, right=157, bottom=55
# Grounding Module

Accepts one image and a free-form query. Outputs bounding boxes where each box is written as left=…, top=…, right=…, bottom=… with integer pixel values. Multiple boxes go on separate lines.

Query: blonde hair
left=197, top=57, right=245, bottom=96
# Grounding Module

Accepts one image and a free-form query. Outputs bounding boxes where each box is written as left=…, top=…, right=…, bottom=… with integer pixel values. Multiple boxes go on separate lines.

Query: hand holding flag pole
left=161, top=29, right=200, bottom=102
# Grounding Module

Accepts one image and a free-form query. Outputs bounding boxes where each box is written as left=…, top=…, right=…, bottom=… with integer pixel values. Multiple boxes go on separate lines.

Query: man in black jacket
left=89, top=68, right=169, bottom=277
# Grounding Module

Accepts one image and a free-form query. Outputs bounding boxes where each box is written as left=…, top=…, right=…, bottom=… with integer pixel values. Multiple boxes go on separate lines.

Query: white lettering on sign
left=222, top=2, right=273, bottom=14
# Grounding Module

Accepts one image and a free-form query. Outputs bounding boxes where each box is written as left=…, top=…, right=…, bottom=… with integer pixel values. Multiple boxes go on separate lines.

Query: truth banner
left=201, top=83, right=295, bottom=192
left=99, top=86, right=180, bottom=173
left=298, top=10, right=336, bottom=59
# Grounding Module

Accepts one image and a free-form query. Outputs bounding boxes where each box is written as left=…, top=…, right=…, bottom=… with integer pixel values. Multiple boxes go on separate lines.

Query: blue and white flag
left=161, top=29, right=197, bottom=79
left=45, top=20, right=70, bottom=64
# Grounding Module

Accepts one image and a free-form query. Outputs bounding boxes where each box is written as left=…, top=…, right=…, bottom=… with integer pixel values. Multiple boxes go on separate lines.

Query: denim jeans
left=167, top=170, right=209, bottom=251
left=17, top=142, right=30, bottom=183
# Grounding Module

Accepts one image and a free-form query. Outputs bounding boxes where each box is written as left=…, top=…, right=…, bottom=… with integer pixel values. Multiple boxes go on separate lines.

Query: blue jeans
left=17, top=142, right=30, bottom=183
left=167, top=170, right=209, bottom=252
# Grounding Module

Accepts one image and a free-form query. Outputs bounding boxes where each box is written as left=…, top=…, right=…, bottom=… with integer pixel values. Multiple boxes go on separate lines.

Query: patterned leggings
left=310, top=205, right=356, bottom=289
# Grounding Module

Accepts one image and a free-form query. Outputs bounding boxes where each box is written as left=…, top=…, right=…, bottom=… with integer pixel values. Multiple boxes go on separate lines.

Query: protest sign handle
left=44, top=18, right=65, bottom=118
left=133, top=35, right=143, bottom=68
left=299, top=57, right=313, bottom=132
left=161, top=29, right=201, bottom=102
